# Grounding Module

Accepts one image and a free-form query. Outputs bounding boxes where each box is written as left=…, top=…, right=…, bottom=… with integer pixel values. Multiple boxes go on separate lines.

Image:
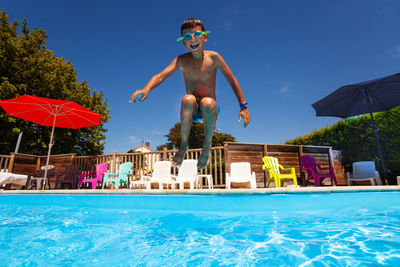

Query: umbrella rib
left=5, top=105, right=54, bottom=116
left=50, top=105, right=97, bottom=116
left=372, top=88, right=390, bottom=110
left=61, top=111, right=100, bottom=127
left=316, top=93, right=361, bottom=116
left=62, top=113, right=77, bottom=128
left=60, top=106, right=97, bottom=115
left=42, top=112, right=55, bottom=126
left=368, top=84, right=398, bottom=111
left=51, top=105, right=100, bottom=128
left=318, top=87, right=361, bottom=102
left=61, top=107, right=100, bottom=119
left=4, top=106, right=55, bottom=126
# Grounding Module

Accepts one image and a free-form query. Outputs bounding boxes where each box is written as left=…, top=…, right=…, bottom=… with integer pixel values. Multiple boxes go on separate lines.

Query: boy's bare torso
left=178, top=50, right=217, bottom=100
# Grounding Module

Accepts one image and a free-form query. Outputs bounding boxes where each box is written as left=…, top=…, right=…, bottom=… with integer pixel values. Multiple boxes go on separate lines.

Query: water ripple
left=0, top=194, right=399, bottom=266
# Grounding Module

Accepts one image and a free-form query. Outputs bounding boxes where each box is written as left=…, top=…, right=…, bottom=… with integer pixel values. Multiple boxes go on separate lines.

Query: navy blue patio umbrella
left=312, top=73, right=400, bottom=185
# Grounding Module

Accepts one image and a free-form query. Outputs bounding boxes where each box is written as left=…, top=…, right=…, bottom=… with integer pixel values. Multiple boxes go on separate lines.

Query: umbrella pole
left=43, top=115, right=56, bottom=189
left=15, top=132, right=23, bottom=153
left=369, top=111, right=387, bottom=185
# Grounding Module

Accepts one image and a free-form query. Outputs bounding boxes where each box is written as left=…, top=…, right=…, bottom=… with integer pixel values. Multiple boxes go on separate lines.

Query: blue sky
left=3, top=0, right=400, bottom=154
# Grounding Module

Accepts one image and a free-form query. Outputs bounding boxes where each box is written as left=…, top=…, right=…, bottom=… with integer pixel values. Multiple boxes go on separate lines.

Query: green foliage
left=0, top=9, right=110, bottom=155
left=285, top=107, right=400, bottom=184
left=212, top=131, right=236, bottom=147
left=156, top=122, right=236, bottom=150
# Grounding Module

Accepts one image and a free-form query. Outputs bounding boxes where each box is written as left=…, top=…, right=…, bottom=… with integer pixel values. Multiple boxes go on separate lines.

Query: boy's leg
left=198, top=97, right=217, bottom=170
left=172, top=94, right=198, bottom=166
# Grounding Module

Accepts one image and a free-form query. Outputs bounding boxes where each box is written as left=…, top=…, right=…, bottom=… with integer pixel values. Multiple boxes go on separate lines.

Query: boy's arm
left=215, top=53, right=250, bottom=127
left=129, top=57, right=179, bottom=103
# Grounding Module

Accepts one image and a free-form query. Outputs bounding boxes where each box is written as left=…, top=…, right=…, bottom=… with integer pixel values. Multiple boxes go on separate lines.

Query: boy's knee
left=200, top=97, right=216, bottom=110
left=182, top=94, right=197, bottom=105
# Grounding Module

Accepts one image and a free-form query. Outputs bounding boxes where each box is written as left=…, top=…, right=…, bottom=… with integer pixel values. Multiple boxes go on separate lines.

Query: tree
left=0, top=9, right=110, bottom=155
left=157, top=122, right=236, bottom=150
left=212, top=131, right=236, bottom=147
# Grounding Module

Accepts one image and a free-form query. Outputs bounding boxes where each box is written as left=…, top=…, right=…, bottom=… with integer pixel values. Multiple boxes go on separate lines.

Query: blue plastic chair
left=102, top=162, right=133, bottom=189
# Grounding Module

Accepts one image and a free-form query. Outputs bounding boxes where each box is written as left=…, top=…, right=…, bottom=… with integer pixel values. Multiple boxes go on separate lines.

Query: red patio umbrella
left=0, top=95, right=102, bottom=188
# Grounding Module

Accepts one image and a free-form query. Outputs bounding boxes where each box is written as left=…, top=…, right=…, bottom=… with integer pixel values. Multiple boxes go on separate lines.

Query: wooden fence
left=74, top=146, right=226, bottom=188
left=224, top=142, right=346, bottom=186
left=0, top=155, right=11, bottom=172
left=1, top=142, right=346, bottom=189
left=3, top=153, right=75, bottom=188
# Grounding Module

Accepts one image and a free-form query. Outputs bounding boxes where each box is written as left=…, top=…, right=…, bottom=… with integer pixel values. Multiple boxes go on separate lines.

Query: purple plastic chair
left=78, top=163, right=108, bottom=189
left=299, top=155, right=337, bottom=186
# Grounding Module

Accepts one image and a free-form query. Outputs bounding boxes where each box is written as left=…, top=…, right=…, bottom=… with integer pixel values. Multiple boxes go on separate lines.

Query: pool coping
left=0, top=185, right=399, bottom=195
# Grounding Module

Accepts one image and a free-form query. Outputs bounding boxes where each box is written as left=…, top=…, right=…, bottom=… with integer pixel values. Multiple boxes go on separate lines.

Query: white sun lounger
left=0, top=172, right=28, bottom=188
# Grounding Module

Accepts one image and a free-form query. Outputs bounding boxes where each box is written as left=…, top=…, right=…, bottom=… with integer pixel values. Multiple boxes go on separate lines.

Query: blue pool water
left=0, top=192, right=399, bottom=266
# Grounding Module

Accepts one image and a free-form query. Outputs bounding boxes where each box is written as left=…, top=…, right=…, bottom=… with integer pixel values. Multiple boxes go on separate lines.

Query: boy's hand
left=129, top=90, right=149, bottom=103
left=238, top=108, right=250, bottom=127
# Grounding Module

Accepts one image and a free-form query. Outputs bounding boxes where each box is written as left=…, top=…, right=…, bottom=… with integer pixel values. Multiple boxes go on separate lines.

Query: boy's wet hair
left=180, top=18, right=206, bottom=35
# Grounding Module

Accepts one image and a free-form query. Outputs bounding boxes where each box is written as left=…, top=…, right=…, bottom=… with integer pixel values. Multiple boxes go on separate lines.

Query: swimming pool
left=0, top=192, right=399, bottom=266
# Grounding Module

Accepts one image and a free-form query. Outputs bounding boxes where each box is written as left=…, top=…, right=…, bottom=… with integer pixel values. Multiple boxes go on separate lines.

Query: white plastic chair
left=347, top=161, right=382, bottom=186
left=173, top=159, right=198, bottom=189
left=130, top=161, right=176, bottom=189
left=226, top=162, right=256, bottom=189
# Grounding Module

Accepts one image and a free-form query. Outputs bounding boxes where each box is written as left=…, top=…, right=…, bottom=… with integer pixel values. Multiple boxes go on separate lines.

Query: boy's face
left=182, top=26, right=207, bottom=55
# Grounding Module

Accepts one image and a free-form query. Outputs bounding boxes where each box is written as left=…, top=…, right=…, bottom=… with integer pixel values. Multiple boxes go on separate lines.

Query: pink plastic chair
left=78, top=163, right=108, bottom=189
left=300, top=155, right=337, bottom=186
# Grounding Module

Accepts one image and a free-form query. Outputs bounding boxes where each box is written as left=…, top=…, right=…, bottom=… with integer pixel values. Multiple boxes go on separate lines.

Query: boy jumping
left=129, top=18, right=250, bottom=170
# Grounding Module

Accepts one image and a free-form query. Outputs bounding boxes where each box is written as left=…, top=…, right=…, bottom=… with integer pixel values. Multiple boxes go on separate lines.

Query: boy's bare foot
left=197, top=148, right=210, bottom=170
left=172, top=146, right=188, bottom=167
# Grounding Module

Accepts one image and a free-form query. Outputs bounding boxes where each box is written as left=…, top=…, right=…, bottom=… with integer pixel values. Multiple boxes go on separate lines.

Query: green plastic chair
left=102, top=162, right=133, bottom=189
left=262, top=156, right=298, bottom=188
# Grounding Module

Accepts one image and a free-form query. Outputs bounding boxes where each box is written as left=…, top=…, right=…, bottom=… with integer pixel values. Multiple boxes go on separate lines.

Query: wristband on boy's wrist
left=240, top=102, right=248, bottom=109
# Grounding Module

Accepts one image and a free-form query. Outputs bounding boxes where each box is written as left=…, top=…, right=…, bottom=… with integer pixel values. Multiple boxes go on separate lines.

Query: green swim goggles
left=177, top=30, right=211, bottom=42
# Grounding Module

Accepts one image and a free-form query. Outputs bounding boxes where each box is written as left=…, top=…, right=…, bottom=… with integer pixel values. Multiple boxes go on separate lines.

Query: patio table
left=196, top=174, right=213, bottom=189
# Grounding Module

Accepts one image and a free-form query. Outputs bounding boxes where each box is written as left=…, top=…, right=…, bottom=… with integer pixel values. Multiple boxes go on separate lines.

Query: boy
left=129, top=18, right=250, bottom=170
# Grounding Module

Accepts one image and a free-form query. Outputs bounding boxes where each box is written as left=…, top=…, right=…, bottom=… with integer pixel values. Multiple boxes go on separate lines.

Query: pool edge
left=1, top=185, right=399, bottom=195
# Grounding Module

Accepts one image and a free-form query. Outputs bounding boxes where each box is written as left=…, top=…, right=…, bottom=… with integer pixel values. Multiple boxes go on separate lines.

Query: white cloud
left=273, top=84, right=300, bottom=99
left=129, top=136, right=140, bottom=144
left=279, top=85, right=290, bottom=94
left=141, top=129, right=163, bottom=136
left=222, top=18, right=233, bottom=31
